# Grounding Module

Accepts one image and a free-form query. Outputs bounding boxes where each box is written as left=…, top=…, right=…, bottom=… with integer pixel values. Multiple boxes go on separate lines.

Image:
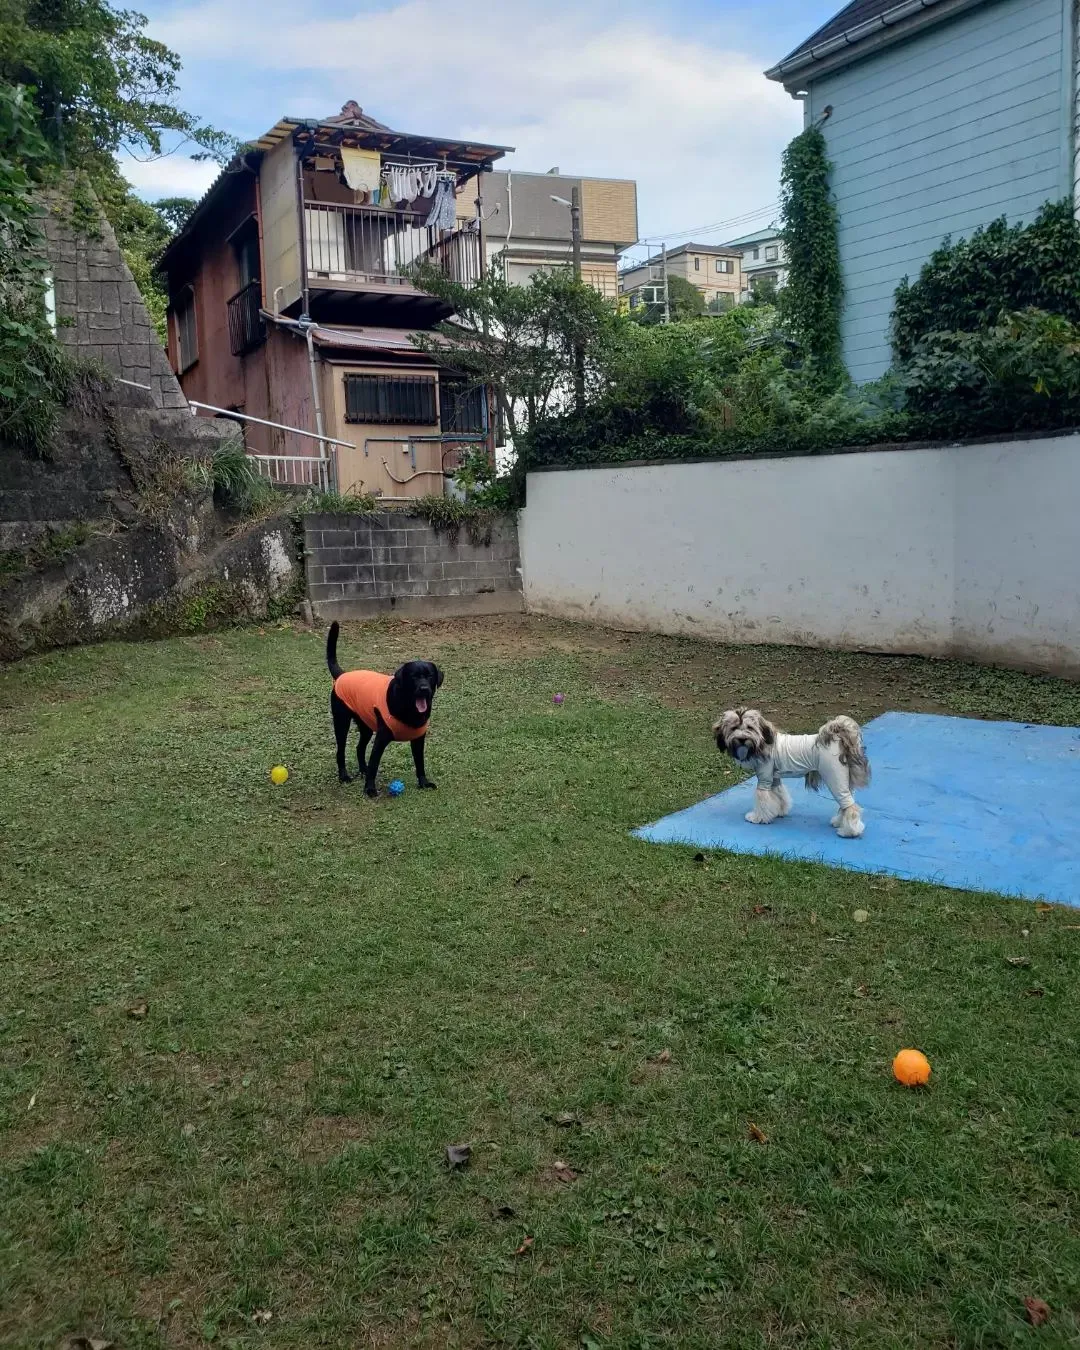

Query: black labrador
left=326, top=622, right=443, bottom=797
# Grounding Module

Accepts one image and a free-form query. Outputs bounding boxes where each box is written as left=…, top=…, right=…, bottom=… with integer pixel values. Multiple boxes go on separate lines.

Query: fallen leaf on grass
left=1024, top=988, right=1045, bottom=998
left=126, top=1002, right=148, bottom=1020
left=513, top=1235, right=534, bottom=1257
left=1024, top=1297, right=1051, bottom=1326
left=513, top=874, right=531, bottom=886
left=649, top=1048, right=672, bottom=1065
left=554, top=1111, right=579, bottom=1128
left=251, top=1310, right=272, bottom=1326
left=752, top=905, right=772, bottom=917
left=27, top=1092, right=37, bottom=1110
left=1035, top=903, right=1054, bottom=915
left=1006, top=956, right=1031, bottom=968
left=810, top=911, right=817, bottom=925
left=853, top=983, right=870, bottom=999
left=445, top=1144, right=471, bottom=1170
left=853, top=909, right=869, bottom=924
left=59, top=1338, right=112, bottom=1350
left=748, top=1122, right=768, bottom=1145
left=552, top=1160, right=579, bottom=1183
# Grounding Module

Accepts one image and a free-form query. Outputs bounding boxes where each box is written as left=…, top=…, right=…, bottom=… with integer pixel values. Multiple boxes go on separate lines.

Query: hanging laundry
left=382, top=162, right=439, bottom=205
left=340, top=147, right=382, bottom=199
left=425, top=173, right=458, bottom=231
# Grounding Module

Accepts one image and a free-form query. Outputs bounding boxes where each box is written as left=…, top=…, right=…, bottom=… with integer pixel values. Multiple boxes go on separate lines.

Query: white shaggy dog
left=713, top=707, right=871, bottom=838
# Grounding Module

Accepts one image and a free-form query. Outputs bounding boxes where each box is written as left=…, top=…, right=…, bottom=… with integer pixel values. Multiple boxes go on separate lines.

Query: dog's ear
left=761, top=719, right=775, bottom=746
left=712, top=719, right=726, bottom=750
left=430, top=663, right=444, bottom=689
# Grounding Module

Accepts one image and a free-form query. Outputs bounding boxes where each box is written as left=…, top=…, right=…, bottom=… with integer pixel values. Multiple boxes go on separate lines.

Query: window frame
left=764, top=245, right=779, bottom=262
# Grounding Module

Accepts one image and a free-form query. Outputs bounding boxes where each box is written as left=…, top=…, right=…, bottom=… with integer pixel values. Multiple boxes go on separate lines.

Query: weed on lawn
left=2, top=617, right=1079, bottom=1348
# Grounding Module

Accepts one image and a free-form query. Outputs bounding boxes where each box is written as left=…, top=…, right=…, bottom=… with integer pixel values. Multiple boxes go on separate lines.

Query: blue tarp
left=635, top=712, right=1080, bottom=907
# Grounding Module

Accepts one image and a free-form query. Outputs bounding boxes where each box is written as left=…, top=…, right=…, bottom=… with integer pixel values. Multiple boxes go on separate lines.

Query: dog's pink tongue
left=416, top=697, right=429, bottom=715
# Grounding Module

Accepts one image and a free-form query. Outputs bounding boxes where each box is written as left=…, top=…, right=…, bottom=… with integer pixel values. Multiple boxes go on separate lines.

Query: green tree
left=411, top=261, right=619, bottom=447
left=0, top=0, right=233, bottom=339
left=635, top=272, right=706, bottom=324
left=746, top=275, right=779, bottom=308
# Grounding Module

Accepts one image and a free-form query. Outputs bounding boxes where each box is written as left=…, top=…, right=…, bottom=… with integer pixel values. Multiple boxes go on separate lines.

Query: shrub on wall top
left=892, top=201, right=1080, bottom=362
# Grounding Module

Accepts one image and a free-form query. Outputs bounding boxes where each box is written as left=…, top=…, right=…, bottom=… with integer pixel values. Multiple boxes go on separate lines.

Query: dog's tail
left=817, top=715, right=871, bottom=788
left=326, top=621, right=344, bottom=681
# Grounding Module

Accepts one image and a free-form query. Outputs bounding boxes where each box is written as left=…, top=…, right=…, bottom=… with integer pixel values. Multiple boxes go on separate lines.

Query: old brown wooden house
left=159, top=102, right=511, bottom=498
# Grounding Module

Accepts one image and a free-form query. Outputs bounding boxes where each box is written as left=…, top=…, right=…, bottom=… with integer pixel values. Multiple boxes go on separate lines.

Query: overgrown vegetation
left=779, top=124, right=843, bottom=385
left=299, top=487, right=379, bottom=517
left=188, top=438, right=276, bottom=515
left=411, top=491, right=496, bottom=546
left=0, top=0, right=232, bottom=444
left=0, top=82, right=76, bottom=451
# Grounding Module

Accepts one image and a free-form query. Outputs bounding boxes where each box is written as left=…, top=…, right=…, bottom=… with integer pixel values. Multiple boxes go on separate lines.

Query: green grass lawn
left=2, top=617, right=1080, bottom=1349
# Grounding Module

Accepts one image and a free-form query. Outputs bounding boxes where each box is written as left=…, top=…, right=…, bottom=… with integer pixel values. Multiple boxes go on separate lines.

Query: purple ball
left=553, top=693, right=565, bottom=705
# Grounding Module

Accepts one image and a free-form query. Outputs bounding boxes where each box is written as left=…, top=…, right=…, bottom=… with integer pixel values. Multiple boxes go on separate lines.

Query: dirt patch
left=297, top=1113, right=376, bottom=1163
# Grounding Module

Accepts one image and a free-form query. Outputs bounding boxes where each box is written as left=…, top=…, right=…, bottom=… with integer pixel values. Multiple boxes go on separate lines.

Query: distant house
left=725, top=227, right=787, bottom=301
left=619, top=243, right=743, bottom=312
left=466, top=170, right=638, bottom=300
left=767, top=0, right=1077, bottom=381
left=158, top=102, right=511, bottom=498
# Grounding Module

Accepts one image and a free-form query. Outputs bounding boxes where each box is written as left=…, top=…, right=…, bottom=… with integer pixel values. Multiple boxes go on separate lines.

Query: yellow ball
left=270, top=765, right=289, bottom=785
left=892, top=1048, right=931, bottom=1087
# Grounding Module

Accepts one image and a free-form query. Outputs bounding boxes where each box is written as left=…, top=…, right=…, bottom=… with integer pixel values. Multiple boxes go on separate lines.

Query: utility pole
left=570, top=186, right=585, bottom=409
left=661, top=242, right=670, bottom=324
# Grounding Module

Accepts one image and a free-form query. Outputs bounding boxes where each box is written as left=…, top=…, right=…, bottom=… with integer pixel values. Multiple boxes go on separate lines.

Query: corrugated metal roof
left=307, top=324, right=438, bottom=354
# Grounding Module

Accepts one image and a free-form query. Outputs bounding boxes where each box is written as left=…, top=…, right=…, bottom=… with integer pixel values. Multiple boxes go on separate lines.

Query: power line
left=625, top=201, right=779, bottom=262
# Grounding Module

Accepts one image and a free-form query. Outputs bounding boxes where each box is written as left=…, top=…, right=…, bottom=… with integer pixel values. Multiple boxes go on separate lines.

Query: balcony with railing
left=227, top=280, right=266, bottom=356
left=303, top=203, right=482, bottom=305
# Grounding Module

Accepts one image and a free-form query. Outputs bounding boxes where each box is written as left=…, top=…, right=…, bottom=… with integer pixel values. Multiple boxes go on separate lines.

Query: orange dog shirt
left=333, top=669, right=429, bottom=742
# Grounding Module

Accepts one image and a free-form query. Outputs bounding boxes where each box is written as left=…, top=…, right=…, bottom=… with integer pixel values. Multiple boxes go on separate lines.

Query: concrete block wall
left=304, top=511, right=523, bottom=620
left=42, top=194, right=188, bottom=412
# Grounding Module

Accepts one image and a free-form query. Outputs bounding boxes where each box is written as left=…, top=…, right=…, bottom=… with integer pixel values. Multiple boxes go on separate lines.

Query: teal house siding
left=803, top=0, right=1073, bottom=382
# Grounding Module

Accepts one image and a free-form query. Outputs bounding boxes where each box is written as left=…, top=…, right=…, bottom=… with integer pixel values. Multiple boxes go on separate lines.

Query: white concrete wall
left=520, top=434, right=1080, bottom=676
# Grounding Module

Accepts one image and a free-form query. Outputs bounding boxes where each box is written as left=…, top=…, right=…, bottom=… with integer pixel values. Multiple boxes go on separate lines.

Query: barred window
left=344, top=374, right=437, bottom=424
left=440, top=380, right=485, bottom=434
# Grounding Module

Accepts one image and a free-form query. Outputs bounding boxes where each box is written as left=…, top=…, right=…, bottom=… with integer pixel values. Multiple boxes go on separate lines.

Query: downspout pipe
left=268, top=311, right=334, bottom=490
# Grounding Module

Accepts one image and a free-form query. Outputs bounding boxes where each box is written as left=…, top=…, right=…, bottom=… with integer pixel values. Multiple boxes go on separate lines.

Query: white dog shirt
left=756, top=734, right=855, bottom=810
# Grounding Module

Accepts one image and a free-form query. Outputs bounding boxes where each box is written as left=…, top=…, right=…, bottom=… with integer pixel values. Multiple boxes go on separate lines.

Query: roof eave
left=765, top=0, right=989, bottom=90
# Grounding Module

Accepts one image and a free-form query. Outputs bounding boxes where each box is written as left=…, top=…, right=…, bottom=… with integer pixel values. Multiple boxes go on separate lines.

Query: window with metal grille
left=174, top=287, right=197, bottom=372
left=440, top=380, right=485, bottom=434
left=343, top=374, right=437, bottom=425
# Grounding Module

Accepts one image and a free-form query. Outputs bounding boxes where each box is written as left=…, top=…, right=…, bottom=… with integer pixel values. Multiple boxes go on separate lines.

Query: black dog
left=326, top=622, right=443, bottom=797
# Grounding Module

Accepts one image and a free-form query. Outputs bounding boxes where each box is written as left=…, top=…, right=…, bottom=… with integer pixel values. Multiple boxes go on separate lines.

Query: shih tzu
left=713, top=707, right=871, bottom=838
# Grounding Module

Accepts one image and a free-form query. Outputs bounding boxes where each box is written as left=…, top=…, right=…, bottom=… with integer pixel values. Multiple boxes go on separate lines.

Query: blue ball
left=387, top=779, right=405, bottom=797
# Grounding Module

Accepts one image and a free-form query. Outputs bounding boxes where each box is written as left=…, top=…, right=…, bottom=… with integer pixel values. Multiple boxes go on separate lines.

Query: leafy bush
left=901, top=309, right=1080, bottom=438
left=779, top=126, right=843, bottom=383
left=892, top=202, right=1080, bottom=361
left=528, top=307, right=909, bottom=467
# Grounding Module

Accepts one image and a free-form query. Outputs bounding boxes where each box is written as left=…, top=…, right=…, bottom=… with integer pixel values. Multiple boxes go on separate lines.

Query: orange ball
left=892, top=1048, right=931, bottom=1087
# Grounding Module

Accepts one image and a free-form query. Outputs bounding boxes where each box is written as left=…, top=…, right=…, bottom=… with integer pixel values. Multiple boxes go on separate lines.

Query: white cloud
left=146, top=0, right=801, bottom=242
left=117, top=150, right=220, bottom=201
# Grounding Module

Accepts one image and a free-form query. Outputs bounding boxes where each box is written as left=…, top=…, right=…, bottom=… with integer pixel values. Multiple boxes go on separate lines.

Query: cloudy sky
left=124, top=0, right=841, bottom=257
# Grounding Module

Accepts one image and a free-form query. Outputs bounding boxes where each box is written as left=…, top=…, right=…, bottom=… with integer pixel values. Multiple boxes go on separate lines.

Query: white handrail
left=188, top=401, right=354, bottom=450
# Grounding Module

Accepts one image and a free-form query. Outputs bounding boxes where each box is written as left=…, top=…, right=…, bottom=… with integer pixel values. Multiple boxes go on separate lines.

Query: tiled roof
left=768, top=0, right=988, bottom=78
left=778, top=0, right=897, bottom=65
